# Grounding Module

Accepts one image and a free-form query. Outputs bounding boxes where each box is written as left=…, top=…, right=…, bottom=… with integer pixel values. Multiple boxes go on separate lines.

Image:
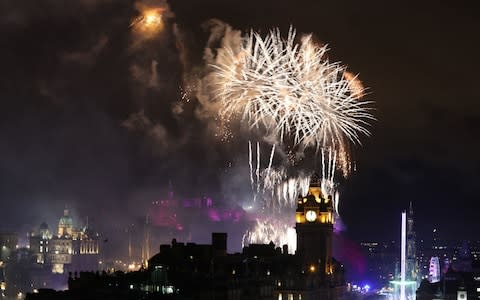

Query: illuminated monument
left=30, top=209, right=99, bottom=274
left=406, top=202, right=418, bottom=283
left=295, top=173, right=334, bottom=279
left=391, top=207, right=417, bottom=300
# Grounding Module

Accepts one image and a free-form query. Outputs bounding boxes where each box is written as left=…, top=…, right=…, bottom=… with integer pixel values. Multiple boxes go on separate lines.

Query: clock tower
left=295, top=174, right=334, bottom=277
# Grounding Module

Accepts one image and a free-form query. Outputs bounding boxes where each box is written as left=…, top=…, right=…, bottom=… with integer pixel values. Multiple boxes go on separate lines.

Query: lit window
left=288, top=294, right=293, bottom=300
left=278, top=293, right=282, bottom=300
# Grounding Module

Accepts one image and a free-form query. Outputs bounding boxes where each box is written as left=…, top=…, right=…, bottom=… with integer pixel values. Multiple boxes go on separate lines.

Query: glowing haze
left=131, top=8, right=164, bottom=34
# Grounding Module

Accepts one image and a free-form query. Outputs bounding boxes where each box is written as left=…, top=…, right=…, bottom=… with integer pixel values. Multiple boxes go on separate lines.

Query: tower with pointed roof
left=406, top=202, right=417, bottom=282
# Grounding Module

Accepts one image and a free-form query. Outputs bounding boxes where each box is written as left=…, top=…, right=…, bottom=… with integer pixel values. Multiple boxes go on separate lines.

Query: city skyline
left=0, top=0, right=479, bottom=249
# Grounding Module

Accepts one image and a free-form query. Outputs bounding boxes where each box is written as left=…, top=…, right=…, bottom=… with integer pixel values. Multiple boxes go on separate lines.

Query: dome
left=39, top=222, right=49, bottom=230
left=58, top=209, right=74, bottom=236
left=59, top=209, right=73, bottom=225
left=59, top=216, right=73, bottom=227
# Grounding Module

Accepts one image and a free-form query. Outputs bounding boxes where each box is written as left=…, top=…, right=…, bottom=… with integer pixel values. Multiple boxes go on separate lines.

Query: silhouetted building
left=145, top=174, right=346, bottom=300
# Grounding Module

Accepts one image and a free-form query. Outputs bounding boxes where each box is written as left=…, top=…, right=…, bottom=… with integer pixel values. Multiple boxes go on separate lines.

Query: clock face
left=305, top=210, right=317, bottom=222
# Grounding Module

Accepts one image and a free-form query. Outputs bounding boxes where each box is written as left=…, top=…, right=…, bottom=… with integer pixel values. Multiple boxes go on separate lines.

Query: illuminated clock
left=305, top=210, right=317, bottom=222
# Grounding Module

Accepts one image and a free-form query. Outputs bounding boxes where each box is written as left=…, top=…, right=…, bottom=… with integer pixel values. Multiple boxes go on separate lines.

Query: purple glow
left=333, top=234, right=367, bottom=275
left=333, top=216, right=346, bottom=233
left=149, top=194, right=246, bottom=229
left=206, top=198, right=213, bottom=207
left=208, top=209, right=221, bottom=222
left=207, top=208, right=245, bottom=222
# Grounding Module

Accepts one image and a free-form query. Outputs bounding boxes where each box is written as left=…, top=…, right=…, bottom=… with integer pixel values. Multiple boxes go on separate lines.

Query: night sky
left=0, top=0, right=479, bottom=251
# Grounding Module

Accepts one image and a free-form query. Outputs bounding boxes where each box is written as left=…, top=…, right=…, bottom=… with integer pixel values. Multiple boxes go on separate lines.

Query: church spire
left=406, top=201, right=417, bottom=282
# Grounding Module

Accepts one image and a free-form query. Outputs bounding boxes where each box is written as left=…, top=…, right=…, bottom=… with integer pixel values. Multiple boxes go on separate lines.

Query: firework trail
left=248, top=141, right=254, bottom=189
left=256, top=141, right=260, bottom=195
left=266, top=143, right=276, bottom=186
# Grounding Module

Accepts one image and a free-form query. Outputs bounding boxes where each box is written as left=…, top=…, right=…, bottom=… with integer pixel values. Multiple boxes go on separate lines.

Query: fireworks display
left=210, top=27, right=373, bottom=154
left=205, top=27, right=374, bottom=251
left=242, top=218, right=297, bottom=251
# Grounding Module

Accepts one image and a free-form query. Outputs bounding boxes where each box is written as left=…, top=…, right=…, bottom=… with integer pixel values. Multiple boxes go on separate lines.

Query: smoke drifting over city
left=1, top=0, right=479, bottom=262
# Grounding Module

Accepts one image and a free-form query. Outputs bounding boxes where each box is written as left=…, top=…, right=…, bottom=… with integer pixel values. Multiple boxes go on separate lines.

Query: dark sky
left=0, top=0, right=479, bottom=249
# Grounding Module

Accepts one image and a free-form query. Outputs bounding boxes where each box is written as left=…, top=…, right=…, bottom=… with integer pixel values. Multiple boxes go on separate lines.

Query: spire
left=409, top=201, right=413, bottom=216
left=63, top=203, right=70, bottom=217
left=310, top=173, right=321, bottom=187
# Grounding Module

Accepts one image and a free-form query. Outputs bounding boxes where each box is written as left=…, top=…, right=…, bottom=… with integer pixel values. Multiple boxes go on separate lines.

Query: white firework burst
left=210, top=27, right=373, bottom=153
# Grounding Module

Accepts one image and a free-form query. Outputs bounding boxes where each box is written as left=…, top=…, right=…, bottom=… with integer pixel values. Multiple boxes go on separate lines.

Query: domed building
left=58, top=209, right=73, bottom=237
left=29, top=209, right=100, bottom=275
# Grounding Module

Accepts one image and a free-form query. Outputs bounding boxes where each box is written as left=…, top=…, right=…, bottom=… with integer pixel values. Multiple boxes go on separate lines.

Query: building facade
left=29, top=209, right=99, bottom=274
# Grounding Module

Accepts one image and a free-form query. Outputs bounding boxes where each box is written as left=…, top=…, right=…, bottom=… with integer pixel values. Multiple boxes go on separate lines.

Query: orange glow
left=309, top=187, right=322, bottom=203
left=319, top=212, right=333, bottom=224
left=143, top=10, right=162, bottom=26
left=325, top=264, right=333, bottom=275
left=295, top=213, right=302, bottom=223
left=344, top=71, right=365, bottom=98
left=309, top=265, right=316, bottom=272
left=131, top=8, right=164, bottom=35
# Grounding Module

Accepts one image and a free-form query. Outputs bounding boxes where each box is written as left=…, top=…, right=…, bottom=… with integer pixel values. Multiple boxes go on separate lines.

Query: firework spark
left=210, top=27, right=373, bottom=158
